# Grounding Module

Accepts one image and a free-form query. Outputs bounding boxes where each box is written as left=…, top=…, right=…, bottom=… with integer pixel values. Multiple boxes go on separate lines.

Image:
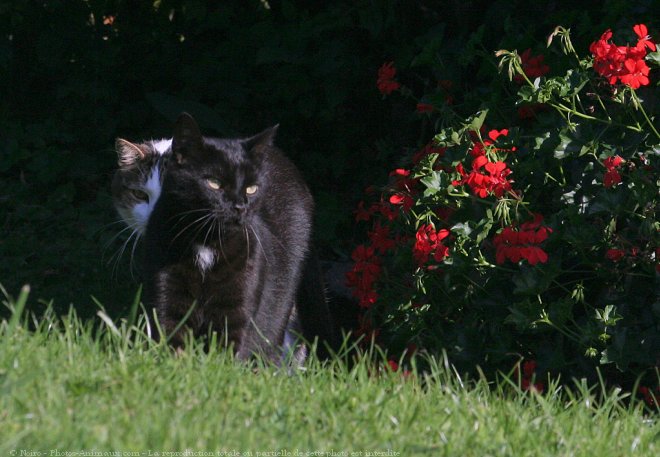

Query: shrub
left=348, top=24, right=660, bottom=391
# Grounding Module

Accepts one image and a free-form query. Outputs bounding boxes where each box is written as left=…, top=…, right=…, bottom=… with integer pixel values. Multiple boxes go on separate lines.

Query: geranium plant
left=349, top=24, right=659, bottom=394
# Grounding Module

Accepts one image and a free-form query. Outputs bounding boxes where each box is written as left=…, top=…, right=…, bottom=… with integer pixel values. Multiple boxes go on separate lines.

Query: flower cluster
left=345, top=245, right=381, bottom=308
left=453, top=129, right=515, bottom=198
left=605, top=248, right=626, bottom=262
left=355, top=22, right=658, bottom=392
left=493, top=214, right=551, bottom=265
left=455, top=158, right=514, bottom=198
left=413, top=224, right=450, bottom=267
left=377, top=62, right=401, bottom=95
left=388, top=168, right=417, bottom=214
left=602, top=155, right=624, bottom=188
left=590, top=24, right=656, bottom=89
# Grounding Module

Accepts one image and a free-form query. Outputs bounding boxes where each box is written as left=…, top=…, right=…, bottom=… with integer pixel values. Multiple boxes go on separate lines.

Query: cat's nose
left=233, top=201, right=248, bottom=213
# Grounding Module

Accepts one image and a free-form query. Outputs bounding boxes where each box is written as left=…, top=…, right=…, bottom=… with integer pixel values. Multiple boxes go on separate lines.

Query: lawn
left=1, top=286, right=657, bottom=456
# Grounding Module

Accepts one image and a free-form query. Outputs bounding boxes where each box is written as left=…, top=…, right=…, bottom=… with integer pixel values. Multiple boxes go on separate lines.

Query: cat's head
left=111, top=138, right=171, bottom=234
left=168, top=112, right=277, bottom=226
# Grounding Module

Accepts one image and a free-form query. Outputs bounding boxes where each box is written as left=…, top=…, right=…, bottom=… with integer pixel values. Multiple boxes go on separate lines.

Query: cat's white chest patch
left=194, top=245, right=217, bottom=273
left=131, top=165, right=163, bottom=234
left=151, top=138, right=172, bottom=156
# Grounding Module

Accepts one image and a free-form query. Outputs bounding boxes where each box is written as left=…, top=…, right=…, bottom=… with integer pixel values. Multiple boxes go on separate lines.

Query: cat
left=112, top=135, right=318, bottom=361
left=130, top=113, right=335, bottom=362
left=111, top=138, right=171, bottom=236
left=111, top=119, right=336, bottom=362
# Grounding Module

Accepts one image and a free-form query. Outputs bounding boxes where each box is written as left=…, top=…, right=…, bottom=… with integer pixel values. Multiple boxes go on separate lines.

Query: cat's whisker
left=185, top=214, right=216, bottom=253
left=168, top=208, right=211, bottom=224
left=244, top=225, right=250, bottom=261
left=168, top=209, right=215, bottom=237
left=102, top=223, right=136, bottom=252
left=259, top=216, right=288, bottom=252
left=202, top=216, right=217, bottom=247
left=217, top=221, right=229, bottom=265
left=128, top=229, right=143, bottom=280
left=249, top=224, right=270, bottom=265
left=172, top=213, right=215, bottom=243
left=107, top=229, right=133, bottom=267
left=109, top=228, right=142, bottom=279
left=101, top=219, right=133, bottom=231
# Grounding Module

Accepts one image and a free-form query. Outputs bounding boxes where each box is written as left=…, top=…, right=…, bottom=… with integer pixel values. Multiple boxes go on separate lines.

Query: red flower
left=603, top=155, right=624, bottom=188
left=522, top=360, right=537, bottom=378
left=469, top=141, right=486, bottom=158
left=378, top=201, right=399, bottom=221
left=521, top=378, right=545, bottom=393
left=517, top=103, right=547, bottom=120
left=354, top=200, right=377, bottom=222
left=368, top=222, right=396, bottom=254
left=590, top=25, right=654, bottom=89
left=639, top=386, right=659, bottom=407
left=603, top=169, right=622, bottom=188
left=514, top=49, right=550, bottom=84
left=517, top=359, right=545, bottom=393
left=455, top=156, right=514, bottom=199
left=413, top=224, right=450, bottom=267
left=346, top=244, right=382, bottom=308
left=416, top=103, right=434, bottom=113
left=389, top=193, right=414, bottom=212
left=488, top=129, right=508, bottom=142
left=606, top=248, right=625, bottom=262
left=603, top=155, right=624, bottom=169
left=619, top=58, right=650, bottom=89
left=467, top=128, right=516, bottom=158
left=377, top=62, right=401, bottom=95
left=390, top=168, right=418, bottom=193
left=493, top=215, right=551, bottom=265
left=388, top=167, right=418, bottom=213
left=633, top=24, right=657, bottom=52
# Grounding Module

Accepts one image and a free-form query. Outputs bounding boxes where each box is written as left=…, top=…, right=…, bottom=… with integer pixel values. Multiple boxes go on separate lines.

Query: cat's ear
left=245, top=124, right=279, bottom=155
left=115, top=138, right=147, bottom=167
left=172, top=112, right=203, bottom=164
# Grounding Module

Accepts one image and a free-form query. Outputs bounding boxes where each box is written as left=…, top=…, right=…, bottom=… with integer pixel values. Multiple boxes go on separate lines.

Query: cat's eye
left=206, top=178, right=221, bottom=190
left=245, top=185, right=258, bottom=195
left=130, top=189, right=149, bottom=202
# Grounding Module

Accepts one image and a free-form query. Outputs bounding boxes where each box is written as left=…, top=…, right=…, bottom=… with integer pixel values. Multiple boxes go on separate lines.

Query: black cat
left=143, top=113, right=335, bottom=362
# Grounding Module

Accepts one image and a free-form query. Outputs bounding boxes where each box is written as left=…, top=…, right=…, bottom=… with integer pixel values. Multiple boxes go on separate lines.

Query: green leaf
left=475, top=211, right=494, bottom=244
left=513, top=266, right=554, bottom=296
left=450, top=221, right=473, bottom=237
left=595, top=305, right=622, bottom=327
left=517, top=85, right=535, bottom=103
left=420, top=170, right=445, bottom=196
left=565, top=69, right=589, bottom=95
left=553, top=128, right=583, bottom=159
left=468, top=109, right=489, bottom=133
left=645, top=50, right=660, bottom=65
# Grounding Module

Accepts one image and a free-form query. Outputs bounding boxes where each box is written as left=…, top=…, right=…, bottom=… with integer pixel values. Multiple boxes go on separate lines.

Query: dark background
left=1, top=0, right=655, bottom=318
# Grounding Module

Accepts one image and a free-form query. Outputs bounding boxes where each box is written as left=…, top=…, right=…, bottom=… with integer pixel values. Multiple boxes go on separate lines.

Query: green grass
left=1, top=286, right=658, bottom=456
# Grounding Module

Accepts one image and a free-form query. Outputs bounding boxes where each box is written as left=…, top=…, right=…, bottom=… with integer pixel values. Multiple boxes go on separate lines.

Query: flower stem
left=631, top=91, right=660, bottom=140
left=550, top=102, right=643, bottom=132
